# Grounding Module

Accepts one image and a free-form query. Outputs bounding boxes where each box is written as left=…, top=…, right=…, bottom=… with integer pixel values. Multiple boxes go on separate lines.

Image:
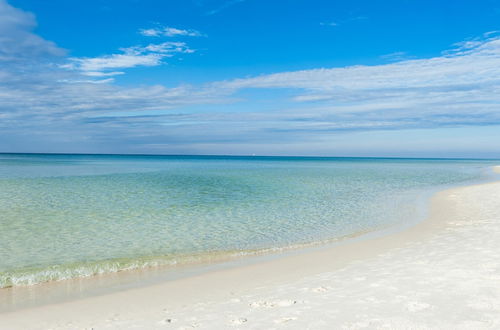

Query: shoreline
left=2, top=169, right=500, bottom=328
left=6, top=157, right=486, bottom=295
left=0, top=169, right=477, bottom=311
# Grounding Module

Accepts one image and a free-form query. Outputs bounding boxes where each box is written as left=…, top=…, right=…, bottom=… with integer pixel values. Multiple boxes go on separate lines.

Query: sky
left=1, top=0, right=500, bottom=157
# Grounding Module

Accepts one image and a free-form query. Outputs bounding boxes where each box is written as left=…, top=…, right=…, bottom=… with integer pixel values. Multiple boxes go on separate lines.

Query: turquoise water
left=0, top=154, right=497, bottom=288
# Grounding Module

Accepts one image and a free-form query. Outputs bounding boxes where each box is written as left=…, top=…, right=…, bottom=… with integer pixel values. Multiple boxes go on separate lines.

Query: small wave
left=0, top=258, right=178, bottom=288
left=0, top=227, right=384, bottom=289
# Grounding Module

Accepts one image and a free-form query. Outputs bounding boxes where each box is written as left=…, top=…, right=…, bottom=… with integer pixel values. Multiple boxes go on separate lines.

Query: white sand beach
left=1, top=171, right=500, bottom=329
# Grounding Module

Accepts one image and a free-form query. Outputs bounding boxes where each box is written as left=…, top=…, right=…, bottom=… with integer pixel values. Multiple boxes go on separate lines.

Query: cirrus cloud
left=62, top=42, right=194, bottom=77
left=139, top=26, right=203, bottom=37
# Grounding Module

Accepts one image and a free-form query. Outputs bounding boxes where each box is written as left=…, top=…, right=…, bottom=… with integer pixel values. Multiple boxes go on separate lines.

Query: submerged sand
left=1, top=172, right=500, bottom=329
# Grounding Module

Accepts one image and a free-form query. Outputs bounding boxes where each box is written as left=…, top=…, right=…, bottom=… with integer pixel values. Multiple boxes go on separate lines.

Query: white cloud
left=139, top=28, right=161, bottom=37
left=320, top=16, right=367, bottom=28
left=320, top=22, right=338, bottom=27
left=67, top=53, right=164, bottom=72
left=192, top=34, right=500, bottom=140
left=58, top=78, right=116, bottom=84
left=139, top=26, right=203, bottom=37
left=141, top=41, right=195, bottom=53
left=216, top=36, right=500, bottom=98
left=0, top=0, right=65, bottom=61
left=163, top=27, right=202, bottom=37
left=63, top=42, right=193, bottom=76
left=82, top=71, right=125, bottom=77
left=380, top=51, right=412, bottom=62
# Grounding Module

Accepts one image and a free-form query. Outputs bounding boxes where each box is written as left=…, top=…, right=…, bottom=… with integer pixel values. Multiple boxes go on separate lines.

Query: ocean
left=0, top=153, right=497, bottom=288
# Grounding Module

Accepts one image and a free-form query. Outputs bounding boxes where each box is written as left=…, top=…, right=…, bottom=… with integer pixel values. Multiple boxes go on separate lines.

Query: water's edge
left=2, top=165, right=498, bottom=312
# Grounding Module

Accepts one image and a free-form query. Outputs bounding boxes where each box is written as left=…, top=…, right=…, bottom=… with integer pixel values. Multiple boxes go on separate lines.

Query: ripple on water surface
left=0, top=154, right=495, bottom=287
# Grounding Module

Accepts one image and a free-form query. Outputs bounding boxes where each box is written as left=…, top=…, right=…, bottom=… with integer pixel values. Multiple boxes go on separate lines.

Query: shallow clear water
left=0, top=154, right=497, bottom=288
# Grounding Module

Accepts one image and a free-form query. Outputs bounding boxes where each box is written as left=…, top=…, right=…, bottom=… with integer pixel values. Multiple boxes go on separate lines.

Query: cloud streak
left=140, top=26, right=203, bottom=37
left=320, top=15, right=367, bottom=28
left=205, top=0, right=246, bottom=16
left=216, top=34, right=500, bottom=117
left=62, top=42, right=193, bottom=77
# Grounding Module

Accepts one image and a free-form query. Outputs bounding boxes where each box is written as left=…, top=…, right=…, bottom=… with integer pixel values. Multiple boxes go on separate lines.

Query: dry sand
left=1, top=171, right=500, bottom=329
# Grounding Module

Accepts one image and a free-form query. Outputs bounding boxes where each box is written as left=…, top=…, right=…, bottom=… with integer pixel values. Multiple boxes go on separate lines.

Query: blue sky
left=2, top=0, right=500, bottom=157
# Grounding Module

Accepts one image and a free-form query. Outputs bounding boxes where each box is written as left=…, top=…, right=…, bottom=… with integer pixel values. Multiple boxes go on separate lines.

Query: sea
left=0, top=153, right=498, bottom=288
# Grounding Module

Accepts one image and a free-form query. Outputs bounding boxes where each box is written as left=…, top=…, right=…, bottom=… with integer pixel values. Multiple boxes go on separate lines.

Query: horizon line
left=1, top=152, right=499, bottom=161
